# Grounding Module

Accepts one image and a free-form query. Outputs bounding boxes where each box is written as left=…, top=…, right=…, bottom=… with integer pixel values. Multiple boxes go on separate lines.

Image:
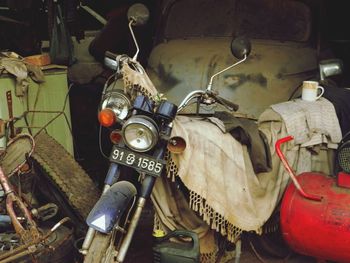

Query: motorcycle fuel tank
left=280, top=172, right=350, bottom=262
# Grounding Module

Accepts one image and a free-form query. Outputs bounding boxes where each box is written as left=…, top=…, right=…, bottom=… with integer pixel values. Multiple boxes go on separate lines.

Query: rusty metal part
left=0, top=167, right=13, bottom=195
left=6, top=192, right=39, bottom=241
left=0, top=217, right=72, bottom=263
left=19, top=162, right=31, bottom=173
left=5, top=91, right=14, bottom=138
left=0, top=248, right=34, bottom=263
left=0, top=119, right=5, bottom=139
left=0, top=133, right=35, bottom=177
left=1, top=158, right=40, bottom=243
left=31, top=203, right=58, bottom=221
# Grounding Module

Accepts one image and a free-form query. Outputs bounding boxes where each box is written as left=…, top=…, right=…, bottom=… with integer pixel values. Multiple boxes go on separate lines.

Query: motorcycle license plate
left=109, top=145, right=165, bottom=177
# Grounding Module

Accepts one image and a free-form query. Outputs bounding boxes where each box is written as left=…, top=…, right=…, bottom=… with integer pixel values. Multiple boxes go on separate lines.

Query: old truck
left=146, top=0, right=319, bottom=118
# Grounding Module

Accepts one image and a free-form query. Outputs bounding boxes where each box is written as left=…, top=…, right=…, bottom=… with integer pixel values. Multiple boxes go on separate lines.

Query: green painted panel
left=0, top=70, right=74, bottom=155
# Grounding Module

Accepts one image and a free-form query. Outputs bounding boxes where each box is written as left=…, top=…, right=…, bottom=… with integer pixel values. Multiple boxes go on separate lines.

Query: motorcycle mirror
left=231, top=37, right=251, bottom=59
left=127, top=3, right=150, bottom=26
left=319, top=59, right=343, bottom=81
left=86, top=181, right=137, bottom=233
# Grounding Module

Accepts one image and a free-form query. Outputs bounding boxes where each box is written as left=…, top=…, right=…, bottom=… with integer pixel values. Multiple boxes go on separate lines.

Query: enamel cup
left=301, top=81, right=324, bottom=101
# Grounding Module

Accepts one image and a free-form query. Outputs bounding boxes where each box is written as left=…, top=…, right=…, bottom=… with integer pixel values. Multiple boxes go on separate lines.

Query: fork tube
left=117, top=144, right=167, bottom=262
left=104, top=163, right=121, bottom=186
left=81, top=163, right=121, bottom=254
left=116, top=196, right=146, bottom=263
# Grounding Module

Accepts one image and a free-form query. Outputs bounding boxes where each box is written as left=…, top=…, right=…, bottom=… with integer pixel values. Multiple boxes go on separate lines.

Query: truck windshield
left=164, top=0, right=311, bottom=42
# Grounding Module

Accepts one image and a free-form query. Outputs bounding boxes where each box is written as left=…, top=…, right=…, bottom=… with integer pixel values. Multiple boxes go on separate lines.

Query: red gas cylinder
left=280, top=172, right=350, bottom=263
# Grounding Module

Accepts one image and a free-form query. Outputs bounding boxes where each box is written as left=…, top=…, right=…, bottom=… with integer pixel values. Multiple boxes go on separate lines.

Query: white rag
left=271, top=98, right=342, bottom=148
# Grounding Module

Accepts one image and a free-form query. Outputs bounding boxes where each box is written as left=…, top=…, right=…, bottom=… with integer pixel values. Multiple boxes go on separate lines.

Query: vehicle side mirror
left=319, top=59, right=343, bottom=81
left=231, top=37, right=251, bottom=59
left=127, top=3, right=150, bottom=26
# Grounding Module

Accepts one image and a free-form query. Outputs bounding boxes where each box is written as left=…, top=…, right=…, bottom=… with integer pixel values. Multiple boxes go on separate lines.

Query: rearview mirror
left=319, top=59, right=343, bottom=80
left=127, top=3, right=150, bottom=26
left=231, top=37, right=251, bottom=59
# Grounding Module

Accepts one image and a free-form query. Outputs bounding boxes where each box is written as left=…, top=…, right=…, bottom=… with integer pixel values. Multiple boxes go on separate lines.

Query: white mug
left=301, top=81, right=324, bottom=101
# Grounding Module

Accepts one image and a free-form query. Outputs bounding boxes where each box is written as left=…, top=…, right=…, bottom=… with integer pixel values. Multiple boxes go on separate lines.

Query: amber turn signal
left=167, top=136, right=186, bottom=154
left=98, top=109, right=116, bottom=127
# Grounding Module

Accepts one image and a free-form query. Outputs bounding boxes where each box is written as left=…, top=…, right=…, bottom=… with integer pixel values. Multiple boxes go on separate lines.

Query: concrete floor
left=124, top=231, right=316, bottom=263
left=121, top=213, right=317, bottom=263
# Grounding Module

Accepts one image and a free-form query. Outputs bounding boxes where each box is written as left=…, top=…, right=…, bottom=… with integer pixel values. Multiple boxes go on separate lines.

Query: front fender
left=86, top=181, right=137, bottom=233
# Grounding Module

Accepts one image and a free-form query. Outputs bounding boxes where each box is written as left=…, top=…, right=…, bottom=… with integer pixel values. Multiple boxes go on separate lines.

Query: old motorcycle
left=80, top=3, right=252, bottom=263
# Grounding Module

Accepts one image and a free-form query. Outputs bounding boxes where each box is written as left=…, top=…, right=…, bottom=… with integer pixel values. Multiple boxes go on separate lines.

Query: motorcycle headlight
left=122, top=116, right=158, bottom=152
left=100, top=90, right=131, bottom=121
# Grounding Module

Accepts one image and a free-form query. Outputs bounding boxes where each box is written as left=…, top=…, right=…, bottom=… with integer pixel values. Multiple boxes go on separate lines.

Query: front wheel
left=84, top=181, right=137, bottom=263
left=84, top=232, right=112, bottom=263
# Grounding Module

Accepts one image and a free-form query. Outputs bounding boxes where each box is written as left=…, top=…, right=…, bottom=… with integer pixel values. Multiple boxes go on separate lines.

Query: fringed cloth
left=151, top=175, right=224, bottom=263
left=153, top=113, right=335, bottom=253
left=122, top=62, right=159, bottom=99
left=121, top=62, right=336, bottom=262
left=164, top=116, right=284, bottom=241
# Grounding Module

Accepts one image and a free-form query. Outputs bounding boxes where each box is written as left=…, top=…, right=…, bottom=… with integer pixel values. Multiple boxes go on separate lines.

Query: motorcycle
left=80, top=3, right=252, bottom=263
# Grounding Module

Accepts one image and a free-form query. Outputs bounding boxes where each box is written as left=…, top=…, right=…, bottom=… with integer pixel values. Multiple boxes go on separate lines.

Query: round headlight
left=122, top=116, right=158, bottom=152
left=100, top=90, right=131, bottom=120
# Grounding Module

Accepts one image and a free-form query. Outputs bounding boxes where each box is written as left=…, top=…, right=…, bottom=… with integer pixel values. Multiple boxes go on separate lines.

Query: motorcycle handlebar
left=105, top=51, right=119, bottom=61
left=214, top=94, right=239, bottom=111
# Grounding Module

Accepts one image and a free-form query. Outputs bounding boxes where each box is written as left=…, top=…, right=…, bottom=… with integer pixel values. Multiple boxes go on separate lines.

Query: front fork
left=81, top=147, right=164, bottom=260
left=80, top=162, right=121, bottom=254
left=116, top=175, right=156, bottom=262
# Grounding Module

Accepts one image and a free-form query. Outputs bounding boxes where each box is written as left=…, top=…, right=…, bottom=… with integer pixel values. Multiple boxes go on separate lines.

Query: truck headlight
left=122, top=116, right=158, bottom=152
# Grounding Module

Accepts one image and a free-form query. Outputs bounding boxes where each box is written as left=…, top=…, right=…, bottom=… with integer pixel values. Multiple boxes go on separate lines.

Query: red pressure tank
left=280, top=172, right=350, bottom=263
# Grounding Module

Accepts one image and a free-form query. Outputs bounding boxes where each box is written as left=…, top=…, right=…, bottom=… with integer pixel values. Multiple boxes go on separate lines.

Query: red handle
left=276, top=136, right=322, bottom=202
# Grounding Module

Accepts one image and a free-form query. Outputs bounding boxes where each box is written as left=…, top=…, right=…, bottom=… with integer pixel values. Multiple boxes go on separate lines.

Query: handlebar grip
left=105, top=51, right=119, bottom=61
left=104, top=51, right=124, bottom=71
left=216, top=95, right=239, bottom=111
